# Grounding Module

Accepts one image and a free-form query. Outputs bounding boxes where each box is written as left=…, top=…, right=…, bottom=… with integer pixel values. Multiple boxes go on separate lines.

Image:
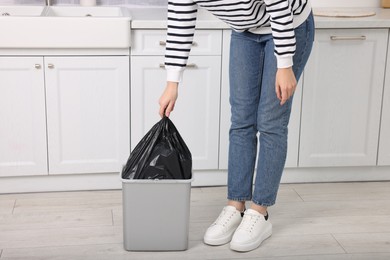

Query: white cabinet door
left=300, top=29, right=388, bottom=167
left=219, top=30, right=302, bottom=169
left=0, top=57, right=48, bottom=177
left=45, top=56, right=130, bottom=174
left=378, top=44, right=390, bottom=166
left=131, top=56, right=221, bottom=170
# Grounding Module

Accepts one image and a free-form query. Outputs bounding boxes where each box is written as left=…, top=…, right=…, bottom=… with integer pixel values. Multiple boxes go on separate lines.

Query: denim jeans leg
left=227, top=31, right=265, bottom=202
left=252, top=13, right=315, bottom=207
left=252, top=34, right=289, bottom=207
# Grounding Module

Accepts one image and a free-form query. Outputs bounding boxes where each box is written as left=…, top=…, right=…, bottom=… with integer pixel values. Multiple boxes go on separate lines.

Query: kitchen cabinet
left=219, top=30, right=303, bottom=170
left=378, top=44, right=390, bottom=166
left=44, top=56, right=130, bottom=174
left=0, top=57, right=48, bottom=177
left=130, top=30, right=222, bottom=170
left=4, top=20, right=390, bottom=192
left=299, top=29, right=388, bottom=167
left=0, top=56, right=130, bottom=176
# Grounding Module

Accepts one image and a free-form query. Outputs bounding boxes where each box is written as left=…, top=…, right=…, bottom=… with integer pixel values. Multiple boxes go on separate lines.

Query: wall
left=1, top=0, right=382, bottom=7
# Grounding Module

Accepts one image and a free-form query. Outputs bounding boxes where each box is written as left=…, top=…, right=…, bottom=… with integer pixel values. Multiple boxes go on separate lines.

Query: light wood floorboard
left=0, top=181, right=390, bottom=259
left=333, top=232, right=390, bottom=253
left=11, top=191, right=122, bottom=214
left=289, top=182, right=390, bottom=201
left=0, top=200, right=15, bottom=215
left=0, top=209, right=113, bottom=231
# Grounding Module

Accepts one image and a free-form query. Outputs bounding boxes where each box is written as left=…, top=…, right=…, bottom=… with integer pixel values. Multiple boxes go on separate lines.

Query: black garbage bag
left=121, top=116, right=192, bottom=180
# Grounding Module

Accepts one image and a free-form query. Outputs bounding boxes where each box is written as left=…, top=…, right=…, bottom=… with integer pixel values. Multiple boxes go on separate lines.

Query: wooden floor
left=1, top=182, right=390, bottom=259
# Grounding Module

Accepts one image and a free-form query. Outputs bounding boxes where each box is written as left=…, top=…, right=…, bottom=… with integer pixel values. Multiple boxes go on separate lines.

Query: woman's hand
left=275, top=67, right=297, bottom=106
left=159, top=81, right=179, bottom=117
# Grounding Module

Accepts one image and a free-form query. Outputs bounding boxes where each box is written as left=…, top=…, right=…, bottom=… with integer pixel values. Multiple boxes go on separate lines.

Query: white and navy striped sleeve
left=165, top=0, right=198, bottom=83
left=264, top=0, right=296, bottom=68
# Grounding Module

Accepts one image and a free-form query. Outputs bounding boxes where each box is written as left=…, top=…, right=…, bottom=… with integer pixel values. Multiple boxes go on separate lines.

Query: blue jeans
left=227, top=13, right=315, bottom=207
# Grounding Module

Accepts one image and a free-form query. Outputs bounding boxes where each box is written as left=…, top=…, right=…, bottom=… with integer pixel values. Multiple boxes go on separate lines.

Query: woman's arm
left=264, top=0, right=296, bottom=68
left=159, top=0, right=198, bottom=117
left=264, top=0, right=297, bottom=105
left=165, top=0, right=198, bottom=82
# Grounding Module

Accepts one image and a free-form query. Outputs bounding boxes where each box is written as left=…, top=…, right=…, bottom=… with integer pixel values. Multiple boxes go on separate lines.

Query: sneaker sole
left=230, top=224, right=272, bottom=252
left=204, top=229, right=236, bottom=246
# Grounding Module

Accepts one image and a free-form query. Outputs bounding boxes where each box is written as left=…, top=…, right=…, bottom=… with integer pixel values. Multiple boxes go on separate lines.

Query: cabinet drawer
left=131, top=29, right=222, bottom=56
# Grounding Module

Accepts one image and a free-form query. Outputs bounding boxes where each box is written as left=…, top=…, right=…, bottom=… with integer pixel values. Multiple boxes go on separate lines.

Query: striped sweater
left=165, top=0, right=312, bottom=82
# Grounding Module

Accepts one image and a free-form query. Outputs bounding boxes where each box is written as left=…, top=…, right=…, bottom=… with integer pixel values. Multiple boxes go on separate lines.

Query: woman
left=159, top=0, right=314, bottom=252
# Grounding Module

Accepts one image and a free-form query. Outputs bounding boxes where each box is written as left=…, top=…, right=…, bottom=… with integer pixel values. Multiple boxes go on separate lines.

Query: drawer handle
left=186, top=63, right=197, bottom=68
left=159, top=63, right=197, bottom=68
left=48, top=64, right=55, bottom=69
left=159, top=41, right=197, bottom=46
left=34, top=64, right=41, bottom=69
left=330, top=36, right=366, bottom=41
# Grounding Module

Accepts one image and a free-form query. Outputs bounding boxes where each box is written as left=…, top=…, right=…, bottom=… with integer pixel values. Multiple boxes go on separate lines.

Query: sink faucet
left=45, top=0, right=51, bottom=6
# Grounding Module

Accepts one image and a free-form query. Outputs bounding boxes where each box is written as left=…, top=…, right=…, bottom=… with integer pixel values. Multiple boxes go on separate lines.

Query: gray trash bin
left=121, top=177, right=193, bottom=251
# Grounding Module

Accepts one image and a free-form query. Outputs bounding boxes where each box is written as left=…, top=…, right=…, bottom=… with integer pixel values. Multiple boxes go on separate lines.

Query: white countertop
left=130, top=7, right=227, bottom=29
left=130, top=7, right=390, bottom=29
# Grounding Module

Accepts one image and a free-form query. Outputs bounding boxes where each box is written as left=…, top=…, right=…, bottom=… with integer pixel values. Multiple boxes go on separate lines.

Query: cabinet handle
left=47, top=64, right=55, bottom=69
left=186, top=63, right=197, bottom=68
left=330, top=36, right=366, bottom=41
left=34, top=64, right=41, bottom=69
left=159, top=41, right=197, bottom=46
left=159, top=63, right=197, bottom=69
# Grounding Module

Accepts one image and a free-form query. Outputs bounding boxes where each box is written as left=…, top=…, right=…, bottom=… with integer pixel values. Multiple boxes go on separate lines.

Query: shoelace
left=213, top=208, right=237, bottom=227
left=238, top=213, right=261, bottom=233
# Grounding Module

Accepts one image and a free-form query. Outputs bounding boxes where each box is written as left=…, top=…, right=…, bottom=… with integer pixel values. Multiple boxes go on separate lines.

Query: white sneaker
left=230, top=209, right=272, bottom=252
left=203, top=205, right=243, bottom=246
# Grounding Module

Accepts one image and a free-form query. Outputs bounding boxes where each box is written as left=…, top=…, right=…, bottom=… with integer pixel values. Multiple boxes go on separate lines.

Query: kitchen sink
left=45, top=6, right=128, bottom=17
left=0, top=6, right=131, bottom=49
left=0, top=5, right=45, bottom=16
